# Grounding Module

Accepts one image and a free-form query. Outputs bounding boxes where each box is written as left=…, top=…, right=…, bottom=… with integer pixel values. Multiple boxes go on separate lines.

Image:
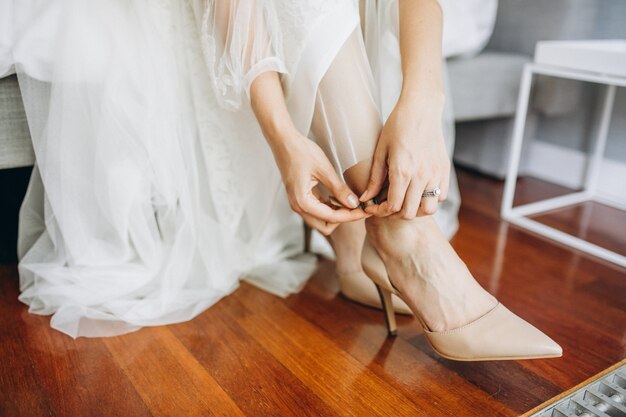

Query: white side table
left=501, top=40, right=626, bottom=268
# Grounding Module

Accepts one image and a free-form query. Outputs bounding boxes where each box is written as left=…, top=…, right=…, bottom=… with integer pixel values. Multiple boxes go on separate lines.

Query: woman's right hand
left=249, top=71, right=366, bottom=234
left=272, top=130, right=368, bottom=235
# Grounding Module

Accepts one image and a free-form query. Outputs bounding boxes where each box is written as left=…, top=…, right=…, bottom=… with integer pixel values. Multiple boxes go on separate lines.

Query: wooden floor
left=1, top=169, right=625, bottom=417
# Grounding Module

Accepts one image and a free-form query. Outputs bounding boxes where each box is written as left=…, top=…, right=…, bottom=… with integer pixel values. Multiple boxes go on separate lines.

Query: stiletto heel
left=375, top=284, right=397, bottom=337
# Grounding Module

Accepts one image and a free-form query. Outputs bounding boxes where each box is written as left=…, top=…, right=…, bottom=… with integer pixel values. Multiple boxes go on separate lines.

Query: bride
left=13, top=0, right=561, bottom=360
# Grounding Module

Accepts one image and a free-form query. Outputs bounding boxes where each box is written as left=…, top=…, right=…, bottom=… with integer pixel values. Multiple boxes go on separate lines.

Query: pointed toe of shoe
left=536, top=336, right=563, bottom=358
left=425, top=303, right=563, bottom=361
left=516, top=323, right=562, bottom=359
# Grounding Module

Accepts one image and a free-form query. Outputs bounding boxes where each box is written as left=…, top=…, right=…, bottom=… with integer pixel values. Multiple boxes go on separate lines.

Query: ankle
left=365, top=215, right=440, bottom=256
left=327, top=221, right=366, bottom=275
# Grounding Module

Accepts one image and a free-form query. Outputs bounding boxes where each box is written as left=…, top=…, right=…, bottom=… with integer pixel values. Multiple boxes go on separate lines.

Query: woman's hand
left=273, top=129, right=369, bottom=235
left=249, top=72, right=367, bottom=235
left=359, top=0, right=447, bottom=220
left=360, top=91, right=450, bottom=219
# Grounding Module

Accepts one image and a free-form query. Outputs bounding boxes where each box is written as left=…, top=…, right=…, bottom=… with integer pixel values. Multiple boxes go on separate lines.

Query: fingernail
left=359, top=190, right=369, bottom=201
left=348, top=194, right=359, bottom=208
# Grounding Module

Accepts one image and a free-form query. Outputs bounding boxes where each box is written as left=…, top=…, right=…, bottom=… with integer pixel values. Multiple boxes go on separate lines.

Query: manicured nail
left=348, top=194, right=359, bottom=208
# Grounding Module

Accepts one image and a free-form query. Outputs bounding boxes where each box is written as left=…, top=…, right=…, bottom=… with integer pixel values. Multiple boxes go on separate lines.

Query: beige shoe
left=337, top=271, right=413, bottom=315
left=303, top=222, right=412, bottom=315
left=362, top=239, right=563, bottom=361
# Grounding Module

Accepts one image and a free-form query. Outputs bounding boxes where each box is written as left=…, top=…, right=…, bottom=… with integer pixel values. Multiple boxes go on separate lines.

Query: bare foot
left=365, top=215, right=497, bottom=332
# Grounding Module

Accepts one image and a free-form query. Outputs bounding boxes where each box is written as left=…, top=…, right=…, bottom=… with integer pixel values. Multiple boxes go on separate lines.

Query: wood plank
left=0, top=266, right=151, bottom=417
left=170, top=299, right=338, bottom=416
left=104, top=327, right=244, bottom=417
left=232, top=285, right=427, bottom=417
left=0, top=266, right=55, bottom=417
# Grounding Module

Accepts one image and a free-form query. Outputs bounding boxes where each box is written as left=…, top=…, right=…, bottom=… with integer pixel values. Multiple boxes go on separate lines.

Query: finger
left=317, top=163, right=360, bottom=209
left=328, top=196, right=374, bottom=220
left=364, top=202, right=389, bottom=217
left=301, top=212, right=338, bottom=236
left=399, top=180, right=424, bottom=220
left=300, top=195, right=368, bottom=224
left=363, top=186, right=394, bottom=217
left=385, top=166, right=411, bottom=214
left=417, top=180, right=440, bottom=216
left=360, top=149, right=387, bottom=202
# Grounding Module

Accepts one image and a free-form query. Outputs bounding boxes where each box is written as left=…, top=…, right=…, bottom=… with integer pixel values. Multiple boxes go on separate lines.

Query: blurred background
left=447, top=0, right=626, bottom=184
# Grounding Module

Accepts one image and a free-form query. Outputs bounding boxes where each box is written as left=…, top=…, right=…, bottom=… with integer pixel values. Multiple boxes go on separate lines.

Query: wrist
left=262, top=116, right=299, bottom=150
left=267, top=126, right=304, bottom=162
left=398, top=83, right=445, bottom=112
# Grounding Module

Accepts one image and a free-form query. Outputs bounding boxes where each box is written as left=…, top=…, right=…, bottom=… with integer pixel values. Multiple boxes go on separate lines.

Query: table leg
left=584, top=84, right=616, bottom=196
left=501, top=64, right=534, bottom=217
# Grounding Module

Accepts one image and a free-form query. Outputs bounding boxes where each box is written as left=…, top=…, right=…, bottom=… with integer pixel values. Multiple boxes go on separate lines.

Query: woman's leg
left=309, top=29, right=497, bottom=332
left=308, top=30, right=415, bottom=314
left=309, top=29, right=381, bottom=278
left=310, top=30, right=380, bottom=189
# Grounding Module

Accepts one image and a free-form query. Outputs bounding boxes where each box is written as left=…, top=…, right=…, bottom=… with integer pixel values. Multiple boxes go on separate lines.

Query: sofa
left=0, top=75, right=32, bottom=170
left=449, top=0, right=626, bottom=178
left=0, top=75, right=32, bottom=261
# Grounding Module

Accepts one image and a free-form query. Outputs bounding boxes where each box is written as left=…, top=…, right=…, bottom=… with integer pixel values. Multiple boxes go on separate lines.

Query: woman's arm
left=397, top=0, right=445, bottom=104
left=360, top=0, right=450, bottom=219
left=249, top=72, right=367, bottom=235
left=196, top=0, right=366, bottom=234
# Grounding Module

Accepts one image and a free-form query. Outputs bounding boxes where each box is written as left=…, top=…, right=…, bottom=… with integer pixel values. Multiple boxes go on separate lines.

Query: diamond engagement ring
left=422, top=188, right=441, bottom=198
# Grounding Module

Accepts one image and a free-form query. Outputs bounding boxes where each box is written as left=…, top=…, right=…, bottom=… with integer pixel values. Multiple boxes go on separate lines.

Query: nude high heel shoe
left=362, top=239, right=563, bottom=361
left=304, top=223, right=413, bottom=315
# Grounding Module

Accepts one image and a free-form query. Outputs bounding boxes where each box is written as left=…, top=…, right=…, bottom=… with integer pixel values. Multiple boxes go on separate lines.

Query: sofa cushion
left=448, top=51, right=530, bottom=122
left=0, top=75, right=34, bottom=169
left=487, top=0, right=626, bottom=57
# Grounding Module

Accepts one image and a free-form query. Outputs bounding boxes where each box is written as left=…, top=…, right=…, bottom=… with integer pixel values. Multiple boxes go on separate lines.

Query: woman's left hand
left=359, top=91, right=450, bottom=219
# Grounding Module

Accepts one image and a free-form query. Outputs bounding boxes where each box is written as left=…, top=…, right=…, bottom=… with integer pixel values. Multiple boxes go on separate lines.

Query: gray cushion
left=448, top=52, right=530, bottom=122
left=0, top=75, right=34, bottom=169
left=487, top=0, right=626, bottom=56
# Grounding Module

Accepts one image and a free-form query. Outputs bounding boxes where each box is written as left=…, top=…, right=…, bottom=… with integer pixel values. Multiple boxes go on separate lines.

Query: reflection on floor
left=1, top=168, right=625, bottom=417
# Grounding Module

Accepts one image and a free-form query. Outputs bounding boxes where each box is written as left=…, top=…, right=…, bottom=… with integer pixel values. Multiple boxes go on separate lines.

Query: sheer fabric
left=15, top=0, right=314, bottom=338
left=192, top=0, right=287, bottom=110
left=310, top=29, right=380, bottom=176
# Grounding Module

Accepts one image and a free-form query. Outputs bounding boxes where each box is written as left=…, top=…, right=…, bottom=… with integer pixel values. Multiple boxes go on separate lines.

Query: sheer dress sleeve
left=194, top=0, right=287, bottom=110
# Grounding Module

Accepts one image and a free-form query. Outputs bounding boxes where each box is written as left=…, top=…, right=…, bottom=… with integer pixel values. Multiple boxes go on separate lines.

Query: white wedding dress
left=11, top=0, right=461, bottom=338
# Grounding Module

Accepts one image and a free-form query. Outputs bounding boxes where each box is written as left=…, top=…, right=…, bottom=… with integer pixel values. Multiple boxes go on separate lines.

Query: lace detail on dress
left=181, top=0, right=246, bottom=226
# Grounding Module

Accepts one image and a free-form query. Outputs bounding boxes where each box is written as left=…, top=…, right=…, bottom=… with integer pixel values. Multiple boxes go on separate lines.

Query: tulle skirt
left=12, top=0, right=460, bottom=338
left=16, top=0, right=318, bottom=338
